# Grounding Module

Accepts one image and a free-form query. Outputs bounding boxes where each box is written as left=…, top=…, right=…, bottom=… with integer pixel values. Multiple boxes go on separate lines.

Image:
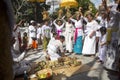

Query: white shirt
left=70, top=18, right=83, bottom=36
left=70, top=18, right=83, bottom=28
left=42, top=25, right=51, bottom=38
left=85, top=20, right=99, bottom=36
left=99, top=34, right=107, bottom=48
left=37, top=27, right=42, bottom=38
left=28, top=25, right=36, bottom=38
left=53, top=20, right=65, bottom=30
left=48, top=39, right=64, bottom=53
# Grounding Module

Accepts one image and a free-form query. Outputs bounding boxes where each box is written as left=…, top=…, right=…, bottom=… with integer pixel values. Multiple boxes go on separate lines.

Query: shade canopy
left=27, top=0, right=45, bottom=2
left=46, top=0, right=60, bottom=5
left=60, top=0, right=78, bottom=8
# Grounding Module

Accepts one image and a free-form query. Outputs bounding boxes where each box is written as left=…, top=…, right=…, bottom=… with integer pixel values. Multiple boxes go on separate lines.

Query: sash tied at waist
left=74, top=27, right=82, bottom=42
left=57, top=30, right=62, bottom=37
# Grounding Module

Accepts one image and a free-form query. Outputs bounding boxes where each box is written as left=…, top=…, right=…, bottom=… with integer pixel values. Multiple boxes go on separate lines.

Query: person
left=65, top=18, right=74, bottom=53
left=28, top=20, right=37, bottom=50
left=13, top=20, right=24, bottom=52
left=42, top=21, right=51, bottom=51
left=70, top=14, right=83, bottom=54
left=37, top=23, right=42, bottom=46
left=98, top=27, right=107, bottom=63
left=53, top=19, right=65, bottom=38
left=47, top=35, right=65, bottom=61
left=47, top=32, right=57, bottom=48
left=82, top=13, right=99, bottom=55
left=103, top=0, right=120, bottom=72
left=22, top=32, right=28, bottom=51
left=95, top=11, right=108, bottom=53
left=11, top=36, right=31, bottom=76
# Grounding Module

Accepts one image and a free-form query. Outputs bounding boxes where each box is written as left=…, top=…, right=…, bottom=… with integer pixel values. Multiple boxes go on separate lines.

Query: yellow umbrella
left=60, top=0, right=78, bottom=8
left=27, top=0, right=45, bottom=2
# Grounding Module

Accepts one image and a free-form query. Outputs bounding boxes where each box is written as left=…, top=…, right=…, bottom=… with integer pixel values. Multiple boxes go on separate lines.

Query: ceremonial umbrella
left=46, top=0, right=60, bottom=12
left=60, top=0, right=78, bottom=8
left=27, top=0, right=45, bottom=3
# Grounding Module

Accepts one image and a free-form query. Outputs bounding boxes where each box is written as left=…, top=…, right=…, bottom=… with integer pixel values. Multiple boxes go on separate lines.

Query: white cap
left=30, top=20, right=35, bottom=23
left=37, top=23, right=41, bottom=26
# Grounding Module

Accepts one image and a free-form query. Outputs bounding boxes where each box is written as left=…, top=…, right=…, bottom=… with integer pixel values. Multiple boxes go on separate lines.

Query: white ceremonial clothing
left=98, top=34, right=107, bottom=61
left=28, top=25, right=36, bottom=45
left=28, top=25, right=36, bottom=38
left=47, top=40, right=64, bottom=61
left=41, top=25, right=51, bottom=38
left=96, top=17, right=108, bottom=37
left=53, top=20, right=65, bottom=35
left=82, top=20, right=99, bottom=55
left=37, top=27, right=42, bottom=39
left=70, top=18, right=83, bottom=36
left=65, top=22, right=74, bottom=52
left=53, top=20, right=65, bottom=30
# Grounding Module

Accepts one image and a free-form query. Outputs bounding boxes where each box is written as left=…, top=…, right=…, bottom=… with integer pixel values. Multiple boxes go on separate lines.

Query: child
left=98, top=27, right=107, bottom=63
left=22, top=32, right=28, bottom=51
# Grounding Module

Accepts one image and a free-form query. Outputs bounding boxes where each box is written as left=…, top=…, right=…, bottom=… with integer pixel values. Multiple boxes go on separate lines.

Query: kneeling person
left=47, top=35, right=65, bottom=61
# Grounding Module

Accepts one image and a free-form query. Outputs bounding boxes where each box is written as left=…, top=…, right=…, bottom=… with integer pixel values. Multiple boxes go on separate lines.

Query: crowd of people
left=11, top=0, right=120, bottom=77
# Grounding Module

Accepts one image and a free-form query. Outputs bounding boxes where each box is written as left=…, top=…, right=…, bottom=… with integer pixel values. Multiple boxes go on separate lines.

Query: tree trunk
left=0, top=0, right=13, bottom=80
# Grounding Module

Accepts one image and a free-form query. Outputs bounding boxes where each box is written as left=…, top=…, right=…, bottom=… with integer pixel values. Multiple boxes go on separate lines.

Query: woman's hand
left=89, top=31, right=95, bottom=38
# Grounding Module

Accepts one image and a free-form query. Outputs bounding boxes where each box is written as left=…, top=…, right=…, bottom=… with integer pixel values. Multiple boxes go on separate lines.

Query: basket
left=36, top=68, right=53, bottom=80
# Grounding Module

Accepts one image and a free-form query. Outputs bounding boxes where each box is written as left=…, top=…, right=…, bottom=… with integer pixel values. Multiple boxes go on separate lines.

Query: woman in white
left=53, top=19, right=65, bottom=38
left=82, top=13, right=99, bottom=55
left=28, top=20, right=37, bottom=48
left=65, top=18, right=74, bottom=53
left=13, top=20, right=24, bottom=52
left=70, top=14, right=83, bottom=54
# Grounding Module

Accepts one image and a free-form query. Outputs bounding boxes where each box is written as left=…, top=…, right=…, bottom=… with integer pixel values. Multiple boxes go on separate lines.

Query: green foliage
left=11, top=0, right=50, bottom=23
left=76, top=0, right=97, bottom=15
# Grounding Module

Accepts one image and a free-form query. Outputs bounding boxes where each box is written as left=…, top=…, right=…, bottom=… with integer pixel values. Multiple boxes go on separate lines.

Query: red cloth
left=74, top=27, right=82, bottom=43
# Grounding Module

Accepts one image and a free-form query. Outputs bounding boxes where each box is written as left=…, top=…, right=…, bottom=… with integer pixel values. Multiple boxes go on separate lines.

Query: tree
left=76, top=0, right=97, bottom=15
left=11, top=0, right=28, bottom=21
left=11, top=0, right=50, bottom=23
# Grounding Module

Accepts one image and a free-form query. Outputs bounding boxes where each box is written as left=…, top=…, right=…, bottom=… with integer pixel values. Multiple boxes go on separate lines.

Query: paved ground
left=16, top=47, right=119, bottom=80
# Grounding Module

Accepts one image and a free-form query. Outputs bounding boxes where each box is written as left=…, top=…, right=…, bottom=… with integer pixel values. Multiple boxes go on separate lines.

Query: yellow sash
left=106, top=28, right=119, bottom=43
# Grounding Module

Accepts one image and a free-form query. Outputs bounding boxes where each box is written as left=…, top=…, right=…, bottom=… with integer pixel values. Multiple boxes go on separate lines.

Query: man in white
left=41, top=21, right=51, bottom=51
left=28, top=20, right=37, bottom=48
left=47, top=36, right=65, bottom=61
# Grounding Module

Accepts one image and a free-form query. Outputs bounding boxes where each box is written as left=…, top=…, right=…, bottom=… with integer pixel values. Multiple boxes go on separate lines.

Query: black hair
left=59, top=35, right=65, bottom=40
left=23, top=32, right=27, bottom=36
left=100, top=27, right=107, bottom=34
left=53, top=32, right=57, bottom=36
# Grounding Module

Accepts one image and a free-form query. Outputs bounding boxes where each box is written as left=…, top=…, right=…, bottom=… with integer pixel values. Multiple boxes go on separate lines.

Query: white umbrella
left=46, top=0, right=61, bottom=12
left=46, top=0, right=61, bottom=5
